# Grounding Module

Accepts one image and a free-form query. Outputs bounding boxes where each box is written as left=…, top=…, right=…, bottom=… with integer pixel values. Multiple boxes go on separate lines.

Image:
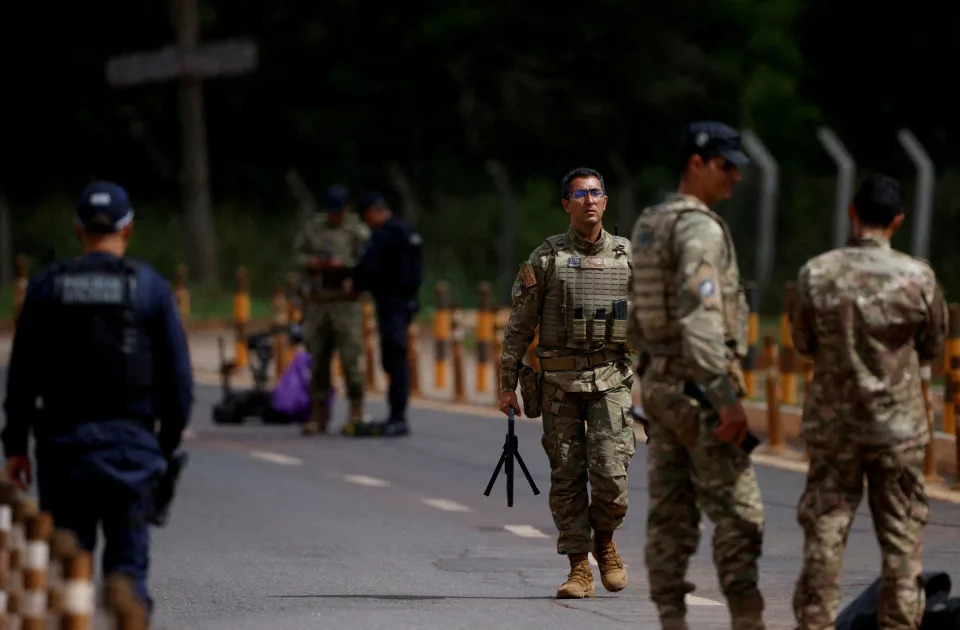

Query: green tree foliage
left=2, top=0, right=956, bottom=310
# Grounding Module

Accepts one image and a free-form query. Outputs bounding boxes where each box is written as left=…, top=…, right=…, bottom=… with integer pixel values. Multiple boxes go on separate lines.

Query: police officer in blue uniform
left=354, top=192, right=423, bottom=436
left=1, top=181, right=194, bottom=611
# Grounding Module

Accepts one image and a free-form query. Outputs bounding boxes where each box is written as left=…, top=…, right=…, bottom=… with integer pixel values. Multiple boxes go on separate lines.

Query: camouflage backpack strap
left=663, top=200, right=734, bottom=271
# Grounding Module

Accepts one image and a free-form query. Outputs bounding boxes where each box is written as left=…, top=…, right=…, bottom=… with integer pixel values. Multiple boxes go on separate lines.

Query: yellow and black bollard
left=363, top=296, right=378, bottom=392
left=764, top=335, right=785, bottom=453
left=433, top=281, right=451, bottom=390
left=475, top=282, right=494, bottom=393
left=742, top=282, right=759, bottom=398
left=779, top=282, right=798, bottom=406
left=451, top=302, right=466, bottom=403
left=946, top=304, right=960, bottom=489
left=272, top=286, right=290, bottom=380
left=234, top=267, right=250, bottom=368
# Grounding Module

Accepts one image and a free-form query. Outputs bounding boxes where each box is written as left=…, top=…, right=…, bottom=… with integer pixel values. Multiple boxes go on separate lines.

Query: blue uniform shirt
left=356, top=217, right=423, bottom=304
left=1, top=252, right=194, bottom=461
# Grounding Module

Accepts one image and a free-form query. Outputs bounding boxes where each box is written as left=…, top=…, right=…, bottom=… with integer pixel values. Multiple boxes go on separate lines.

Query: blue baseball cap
left=325, top=185, right=349, bottom=212
left=683, top=121, right=750, bottom=165
left=75, top=181, right=134, bottom=233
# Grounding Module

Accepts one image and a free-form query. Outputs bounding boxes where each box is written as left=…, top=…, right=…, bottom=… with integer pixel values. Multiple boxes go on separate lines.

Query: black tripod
left=484, top=406, right=540, bottom=507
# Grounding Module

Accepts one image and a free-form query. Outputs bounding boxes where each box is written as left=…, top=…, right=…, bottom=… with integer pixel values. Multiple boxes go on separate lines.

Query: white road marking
left=421, top=498, right=473, bottom=512
left=342, top=474, right=390, bottom=487
left=248, top=451, right=303, bottom=466
left=685, top=594, right=724, bottom=607
left=504, top=525, right=550, bottom=539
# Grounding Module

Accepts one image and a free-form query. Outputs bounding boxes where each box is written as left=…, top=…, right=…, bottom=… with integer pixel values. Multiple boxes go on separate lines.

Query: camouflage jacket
left=792, top=233, right=948, bottom=450
left=627, top=193, right=748, bottom=412
left=499, top=226, right=633, bottom=394
left=292, top=212, right=371, bottom=301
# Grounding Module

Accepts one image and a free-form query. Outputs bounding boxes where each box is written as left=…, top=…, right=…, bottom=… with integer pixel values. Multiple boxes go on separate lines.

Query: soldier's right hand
left=498, top=391, right=521, bottom=416
left=714, top=402, right=749, bottom=446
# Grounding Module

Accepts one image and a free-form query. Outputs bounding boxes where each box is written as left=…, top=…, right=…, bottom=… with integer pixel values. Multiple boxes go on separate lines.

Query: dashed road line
left=504, top=525, right=550, bottom=539
left=421, top=498, right=473, bottom=512
left=343, top=474, right=391, bottom=487
left=248, top=451, right=303, bottom=466
left=685, top=594, right=723, bottom=606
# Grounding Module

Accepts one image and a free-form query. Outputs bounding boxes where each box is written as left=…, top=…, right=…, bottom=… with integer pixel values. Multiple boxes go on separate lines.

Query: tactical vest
left=538, top=234, right=632, bottom=351
left=44, top=256, right=153, bottom=420
left=631, top=197, right=748, bottom=358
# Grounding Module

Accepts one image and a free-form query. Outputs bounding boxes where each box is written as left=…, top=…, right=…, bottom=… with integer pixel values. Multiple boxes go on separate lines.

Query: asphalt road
left=6, top=374, right=960, bottom=629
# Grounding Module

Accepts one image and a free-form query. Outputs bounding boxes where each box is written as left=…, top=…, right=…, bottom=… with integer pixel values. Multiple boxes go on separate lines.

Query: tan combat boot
left=301, top=396, right=328, bottom=436
left=593, top=531, right=628, bottom=592
left=556, top=553, right=595, bottom=599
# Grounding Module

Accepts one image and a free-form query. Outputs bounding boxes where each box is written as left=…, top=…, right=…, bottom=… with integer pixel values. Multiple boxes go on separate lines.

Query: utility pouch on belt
left=518, top=363, right=542, bottom=418
left=610, top=299, right=628, bottom=344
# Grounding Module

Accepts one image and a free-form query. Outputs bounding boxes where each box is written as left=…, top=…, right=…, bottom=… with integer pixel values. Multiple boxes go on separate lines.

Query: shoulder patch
left=520, top=262, right=537, bottom=288
left=545, top=234, right=566, bottom=252
left=698, top=278, right=716, bottom=298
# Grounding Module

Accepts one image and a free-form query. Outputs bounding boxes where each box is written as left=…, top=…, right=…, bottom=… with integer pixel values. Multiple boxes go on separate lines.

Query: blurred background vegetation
left=3, top=0, right=958, bottom=319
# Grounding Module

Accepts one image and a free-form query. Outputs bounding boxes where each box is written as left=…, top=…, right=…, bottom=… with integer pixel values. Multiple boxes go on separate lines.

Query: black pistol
left=148, top=450, right=188, bottom=527
left=683, top=381, right=760, bottom=454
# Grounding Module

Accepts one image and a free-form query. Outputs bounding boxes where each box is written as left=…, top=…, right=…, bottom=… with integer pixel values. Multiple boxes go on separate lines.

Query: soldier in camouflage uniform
left=791, top=173, right=947, bottom=630
left=293, top=185, right=371, bottom=435
left=499, top=167, right=636, bottom=600
left=628, top=121, right=765, bottom=629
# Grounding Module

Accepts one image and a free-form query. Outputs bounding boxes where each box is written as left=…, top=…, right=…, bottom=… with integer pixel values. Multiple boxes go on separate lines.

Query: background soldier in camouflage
left=628, top=121, right=765, bottom=629
left=292, top=185, right=371, bottom=435
left=499, top=167, right=636, bottom=600
left=790, top=173, right=948, bottom=630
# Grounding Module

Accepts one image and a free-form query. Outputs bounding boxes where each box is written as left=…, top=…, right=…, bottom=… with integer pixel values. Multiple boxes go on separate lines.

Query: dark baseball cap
left=357, top=192, right=387, bottom=213
left=682, top=121, right=750, bottom=166
left=75, top=181, right=134, bottom=233
left=325, top=185, right=349, bottom=212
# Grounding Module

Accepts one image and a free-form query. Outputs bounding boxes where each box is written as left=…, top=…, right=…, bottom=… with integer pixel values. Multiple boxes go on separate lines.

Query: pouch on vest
left=518, top=364, right=542, bottom=418
left=610, top=299, right=628, bottom=344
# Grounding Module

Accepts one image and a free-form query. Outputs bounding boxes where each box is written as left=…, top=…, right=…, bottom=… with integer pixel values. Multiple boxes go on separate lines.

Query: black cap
left=75, top=181, right=134, bottom=233
left=357, top=192, right=387, bottom=213
left=682, top=121, right=750, bottom=166
left=324, top=185, right=349, bottom=212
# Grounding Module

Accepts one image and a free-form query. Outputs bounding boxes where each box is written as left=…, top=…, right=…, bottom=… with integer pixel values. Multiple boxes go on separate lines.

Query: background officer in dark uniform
left=1, top=181, right=194, bottom=611
left=355, top=192, right=423, bottom=436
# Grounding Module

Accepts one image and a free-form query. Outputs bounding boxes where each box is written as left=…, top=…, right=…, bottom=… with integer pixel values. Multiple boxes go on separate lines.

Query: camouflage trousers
left=539, top=380, right=636, bottom=555
left=793, top=444, right=928, bottom=630
left=303, top=300, right=365, bottom=403
left=641, top=373, right=765, bottom=626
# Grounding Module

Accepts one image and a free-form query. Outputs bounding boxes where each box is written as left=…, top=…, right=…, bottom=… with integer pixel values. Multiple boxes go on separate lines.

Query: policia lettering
left=536, top=235, right=631, bottom=350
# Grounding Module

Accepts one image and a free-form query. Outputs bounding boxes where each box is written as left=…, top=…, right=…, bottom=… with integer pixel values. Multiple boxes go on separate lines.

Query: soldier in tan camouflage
left=499, top=167, right=636, bottom=600
left=292, top=185, right=371, bottom=435
left=628, top=121, right=765, bottom=629
left=790, top=173, right=948, bottom=630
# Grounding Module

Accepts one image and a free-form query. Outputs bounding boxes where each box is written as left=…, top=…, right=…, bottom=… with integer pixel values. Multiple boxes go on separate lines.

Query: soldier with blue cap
left=2, top=181, right=194, bottom=612
left=352, top=192, right=423, bottom=437
left=628, top=121, right=766, bottom=628
left=292, top=184, right=371, bottom=435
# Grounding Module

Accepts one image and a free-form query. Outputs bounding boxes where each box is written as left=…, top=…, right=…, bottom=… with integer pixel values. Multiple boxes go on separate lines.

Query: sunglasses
left=567, top=188, right=605, bottom=200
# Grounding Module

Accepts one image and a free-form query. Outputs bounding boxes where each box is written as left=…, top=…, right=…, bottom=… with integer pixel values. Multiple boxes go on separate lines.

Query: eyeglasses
left=567, top=188, right=605, bottom=200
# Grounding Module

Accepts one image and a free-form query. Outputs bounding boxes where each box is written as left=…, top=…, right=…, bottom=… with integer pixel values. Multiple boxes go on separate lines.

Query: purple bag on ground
left=271, top=350, right=326, bottom=423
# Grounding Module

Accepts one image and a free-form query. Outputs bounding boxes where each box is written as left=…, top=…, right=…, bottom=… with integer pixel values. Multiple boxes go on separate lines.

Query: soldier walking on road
left=628, top=121, right=765, bottom=629
left=499, top=167, right=636, bottom=600
left=791, top=173, right=948, bottom=629
left=293, top=185, right=371, bottom=435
